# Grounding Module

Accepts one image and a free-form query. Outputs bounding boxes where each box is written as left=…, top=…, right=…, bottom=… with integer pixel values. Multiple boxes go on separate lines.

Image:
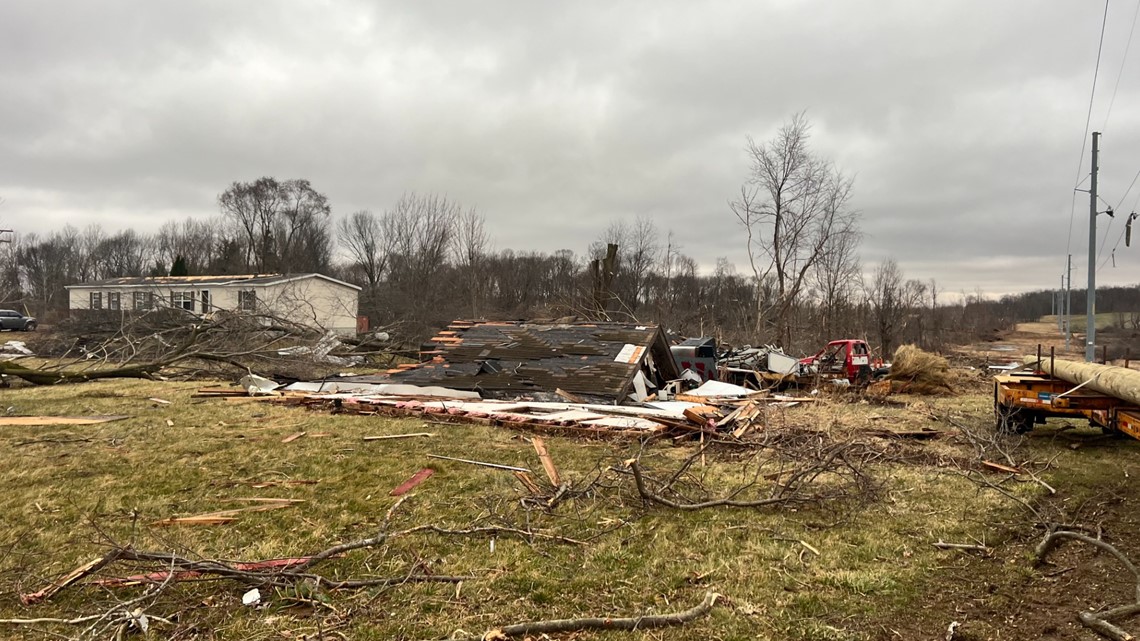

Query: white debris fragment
left=242, top=588, right=261, bottom=606
left=240, top=374, right=281, bottom=396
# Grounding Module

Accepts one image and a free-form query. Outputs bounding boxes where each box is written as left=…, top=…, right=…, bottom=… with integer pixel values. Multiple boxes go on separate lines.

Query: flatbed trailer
left=993, top=371, right=1140, bottom=439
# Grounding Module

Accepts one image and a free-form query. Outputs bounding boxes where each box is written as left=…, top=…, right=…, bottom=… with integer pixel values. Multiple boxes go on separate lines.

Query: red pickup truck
left=799, top=339, right=881, bottom=385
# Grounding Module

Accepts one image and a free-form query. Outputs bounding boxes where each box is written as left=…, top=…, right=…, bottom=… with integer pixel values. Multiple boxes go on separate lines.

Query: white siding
left=257, top=277, right=359, bottom=335
left=66, top=275, right=359, bottom=335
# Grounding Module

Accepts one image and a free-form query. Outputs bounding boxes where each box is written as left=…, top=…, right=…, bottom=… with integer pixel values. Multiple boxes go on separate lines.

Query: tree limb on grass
left=627, top=441, right=863, bottom=510
left=482, top=591, right=720, bottom=640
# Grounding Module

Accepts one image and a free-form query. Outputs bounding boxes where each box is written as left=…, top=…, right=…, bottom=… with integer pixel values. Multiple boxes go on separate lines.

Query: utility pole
left=1086, top=132, right=1100, bottom=362
left=1065, top=254, right=1072, bottom=350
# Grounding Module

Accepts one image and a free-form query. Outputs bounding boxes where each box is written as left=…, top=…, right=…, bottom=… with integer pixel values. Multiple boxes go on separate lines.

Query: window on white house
left=108, top=292, right=121, bottom=310
left=133, top=291, right=150, bottom=310
left=90, top=292, right=102, bottom=310
left=200, top=290, right=211, bottom=312
left=238, top=290, right=257, bottom=312
left=171, top=291, right=194, bottom=311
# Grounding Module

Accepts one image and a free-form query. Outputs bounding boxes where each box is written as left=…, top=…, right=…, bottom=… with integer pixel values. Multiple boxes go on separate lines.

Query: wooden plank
left=531, top=437, right=561, bottom=486
left=682, top=406, right=722, bottom=426
left=19, top=553, right=118, bottom=605
left=555, top=388, right=589, bottom=404
left=0, top=415, right=129, bottom=426
left=363, top=432, right=435, bottom=441
left=151, top=515, right=238, bottom=526
left=281, top=431, right=307, bottom=443
left=513, top=470, right=543, bottom=495
left=391, top=468, right=434, bottom=496
left=151, top=501, right=301, bottom=526
left=981, top=460, right=1023, bottom=474
left=427, top=454, right=530, bottom=473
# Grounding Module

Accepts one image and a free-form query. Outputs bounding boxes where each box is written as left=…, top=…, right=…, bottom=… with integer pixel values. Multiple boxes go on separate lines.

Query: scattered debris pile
left=273, top=378, right=812, bottom=439
left=378, top=320, right=679, bottom=403
left=715, top=344, right=800, bottom=376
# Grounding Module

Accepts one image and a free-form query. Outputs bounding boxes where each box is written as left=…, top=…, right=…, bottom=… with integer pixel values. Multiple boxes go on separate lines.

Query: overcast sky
left=2, top=1, right=1139, bottom=296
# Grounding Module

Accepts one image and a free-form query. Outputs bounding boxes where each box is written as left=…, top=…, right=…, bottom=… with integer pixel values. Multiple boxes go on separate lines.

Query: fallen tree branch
left=482, top=591, right=720, bottom=639
left=933, top=540, right=989, bottom=553
left=627, top=440, right=865, bottom=511
left=390, top=524, right=586, bottom=546
left=1036, top=530, right=1140, bottom=640
left=630, top=459, right=797, bottom=509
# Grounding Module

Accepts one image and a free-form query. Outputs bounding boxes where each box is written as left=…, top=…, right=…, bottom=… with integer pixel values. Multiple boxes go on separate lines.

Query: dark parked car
left=0, top=310, right=36, bottom=331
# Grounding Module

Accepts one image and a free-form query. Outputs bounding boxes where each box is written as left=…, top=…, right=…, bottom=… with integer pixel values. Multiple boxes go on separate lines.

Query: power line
left=1067, top=0, right=1112, bottom=258
left=1095, top=165, right=1140, bottom=268
left=1097, top=186, right=1140, bottom=273
left=1102, top=0, right=1140, bottom=131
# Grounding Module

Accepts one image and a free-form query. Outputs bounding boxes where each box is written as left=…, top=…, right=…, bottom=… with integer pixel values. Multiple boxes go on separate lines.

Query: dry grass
left=886, top=345, right=954, bottom=394
left=0, top=375, right=1134, bottom=640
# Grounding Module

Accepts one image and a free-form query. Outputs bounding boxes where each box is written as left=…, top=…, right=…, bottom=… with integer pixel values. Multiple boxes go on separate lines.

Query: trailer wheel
left=995, top=405, right=1033, bottom=434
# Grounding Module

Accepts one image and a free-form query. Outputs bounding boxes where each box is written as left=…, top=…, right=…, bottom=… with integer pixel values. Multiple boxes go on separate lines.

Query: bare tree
left=380, top=193, right=460, bottom=330
left=274, top=179, right=333, bottom=272
left=624, top=216, right=660, bottom=312
left=337, top=210, right=389, bottom=289
left=218, top=178, right=331, bottom=273
left=155, top=218, right=220, bottom=275
left=810, top=223, right=862, bottom=342
left=730, top=113, right=859, bottom=347
left=866, top=258, right=905, bottom=356
left=454, top=208, right=490, bottom=317
left=17, top=227, right=81, bottom=315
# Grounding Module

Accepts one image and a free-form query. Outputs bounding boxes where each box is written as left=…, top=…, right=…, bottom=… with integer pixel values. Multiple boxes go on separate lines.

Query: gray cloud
left=2, top=0, right=1139, bottom=295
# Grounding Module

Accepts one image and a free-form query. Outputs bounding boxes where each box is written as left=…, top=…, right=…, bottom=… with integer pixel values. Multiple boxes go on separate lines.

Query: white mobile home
left=65, top=273, right=361, bottom=335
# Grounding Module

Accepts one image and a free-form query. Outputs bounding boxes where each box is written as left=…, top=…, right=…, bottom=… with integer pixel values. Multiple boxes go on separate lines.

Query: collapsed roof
left=381, top=320, right=680, bottom=401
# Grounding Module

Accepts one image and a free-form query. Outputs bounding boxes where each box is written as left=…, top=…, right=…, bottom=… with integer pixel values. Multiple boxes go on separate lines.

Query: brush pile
left=886, top=344, right=954, bottom=394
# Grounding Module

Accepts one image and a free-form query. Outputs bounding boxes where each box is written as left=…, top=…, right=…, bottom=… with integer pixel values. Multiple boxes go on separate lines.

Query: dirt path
left=950, top=320, right=1084, bottom=365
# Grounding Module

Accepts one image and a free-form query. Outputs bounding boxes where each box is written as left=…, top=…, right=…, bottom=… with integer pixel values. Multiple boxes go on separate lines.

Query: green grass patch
left=0, top=378, right=1132, bottom=639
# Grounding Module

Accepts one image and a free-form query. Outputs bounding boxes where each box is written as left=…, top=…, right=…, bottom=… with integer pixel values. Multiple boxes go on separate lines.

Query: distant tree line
left=1, top=116, right=1137, bottom=357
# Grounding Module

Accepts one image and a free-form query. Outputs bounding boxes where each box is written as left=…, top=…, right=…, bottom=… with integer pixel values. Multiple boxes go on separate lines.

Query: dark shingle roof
left=383, top=320, right=679, bottom=400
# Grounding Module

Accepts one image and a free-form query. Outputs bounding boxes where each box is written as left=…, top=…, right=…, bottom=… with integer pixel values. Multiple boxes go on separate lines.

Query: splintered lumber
left=391, top=468, right=434, bottom=496
left=682, top=405, right=722, bottom=426
left=555, top=388, right=588, bottom=404
left=151, top=500, right=301, bottom=526
left=1023, top=355, right=1140, bottom=407
left=981, top=460, right=1023, bottom=474
left=0, top=415, right=129, bottom=426
left=530, top=437, right=562, bottom=486
left=513, top=471, right=543, bottom=495
left=193, top=387, right=247, bottom=397
left=427, top=454, right=530, bottom=473
left=281, top=431, right=307, bottom=443
left=363, top=432, right=435, bottom=441
left=151, top=514, right=238, bottom=526
left=19, top=552, right=121, bottom=605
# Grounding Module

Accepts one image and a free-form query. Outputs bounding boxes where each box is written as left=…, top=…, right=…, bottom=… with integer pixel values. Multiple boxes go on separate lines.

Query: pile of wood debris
left=201, top=378, right=814, bottom=439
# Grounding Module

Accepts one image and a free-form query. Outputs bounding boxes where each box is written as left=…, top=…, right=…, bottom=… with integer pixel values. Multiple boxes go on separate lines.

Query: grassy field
left=1039, top=311, right=1139, bottom=331
left=1, top=372, right=1139, bottom=640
